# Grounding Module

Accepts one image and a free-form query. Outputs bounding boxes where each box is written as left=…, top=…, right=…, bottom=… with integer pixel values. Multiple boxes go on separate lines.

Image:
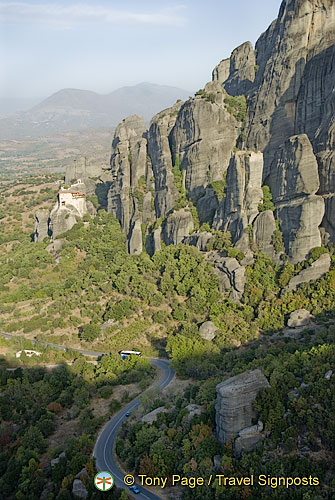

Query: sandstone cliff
left=54, top=0, right=334, bottom=267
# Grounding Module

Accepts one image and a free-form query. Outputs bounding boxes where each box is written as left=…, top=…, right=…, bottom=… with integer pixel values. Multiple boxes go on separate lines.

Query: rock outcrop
left=162, top=210, right=194, bottom=246
left=34, top=210, right=50, bottom=242
left=287, top=309, right=312, bottom=328
left=141, top=407, right=168, bottom=424
left=252, top=210, right=277, bottom=258
left=269, top=134, right=325, bottom=262
left=50, top=183, right=91, bottom=239
left=234, top=422, right=264, bottom=457
left=199, top=321, right=219, bottom=341
left=183, top=231, right=213, bottom=251
left=72, top=479, right=88, bottom=499
left=107, top=115, right=147, bottom=234
left=206, top=252, right=246, bottom=302
left=216, top=369, right=270, bottom=444
left=284, top=253, right=331, bottom=293
left=34, top=182, right=93, bottom=242
left=223, top=42, right=256, bottom=96
left=170, top=82, right=239, bottom=202
left=147, top=103, right=182, bottom=218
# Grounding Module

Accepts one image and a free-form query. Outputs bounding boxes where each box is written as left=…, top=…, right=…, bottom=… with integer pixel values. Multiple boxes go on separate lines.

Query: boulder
left=199, top=321, right=219, bottom=341
left=72, top=479, right=88, bottom=499
left=234, top=432, right=264, bottom=458
left=215, top=369, right=270, bottom=444
left=284, top=253, right=331, bottom=293
left=287, top=309, right=312, bottom=328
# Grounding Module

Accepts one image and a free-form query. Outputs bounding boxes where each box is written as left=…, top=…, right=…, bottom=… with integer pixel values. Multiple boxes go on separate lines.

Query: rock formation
left=269, top=134, right=324, bottom=263
left=101, top=0, right=334, bottom=264
left=287, top=309, right=312, bottom=328
left=199, top=321, right=219, bottom=341
left=34, top=210, right=50, bottom=242
left=34, top=181, right=94, bottom=242
left=215, top=369, right=269, bottom=445
left=213, top=151, right=264, bottom=251
left=206, top=252, right=246, bottom=302
left=284, top=253, right=331, bottom=293
left=162, top=210, right=194, bottom=246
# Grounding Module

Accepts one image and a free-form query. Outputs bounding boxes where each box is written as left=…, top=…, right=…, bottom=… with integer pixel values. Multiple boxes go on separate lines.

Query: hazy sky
left=1, top=0, right=281, bottom=99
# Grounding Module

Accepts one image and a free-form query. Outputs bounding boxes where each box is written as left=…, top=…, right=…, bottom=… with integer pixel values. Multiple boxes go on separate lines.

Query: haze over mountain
left=0, top=83, right=190, bottom=140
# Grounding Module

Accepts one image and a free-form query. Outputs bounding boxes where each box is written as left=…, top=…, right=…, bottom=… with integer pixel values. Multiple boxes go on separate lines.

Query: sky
left=0, top=0, right=281, bottom=100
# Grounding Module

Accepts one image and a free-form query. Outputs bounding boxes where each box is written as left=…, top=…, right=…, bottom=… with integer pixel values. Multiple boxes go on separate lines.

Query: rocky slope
left=37, top=0, right=334, bottom=267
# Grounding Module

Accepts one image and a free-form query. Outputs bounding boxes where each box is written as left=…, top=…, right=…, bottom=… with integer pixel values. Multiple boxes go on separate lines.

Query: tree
left=80, top=323, right=100, bottom=342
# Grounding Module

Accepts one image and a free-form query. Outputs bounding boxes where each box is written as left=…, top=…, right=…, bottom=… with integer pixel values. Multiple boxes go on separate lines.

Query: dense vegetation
left=0, top=349, right=153, bottom=500
left=0, top=176, right=334, bottom=499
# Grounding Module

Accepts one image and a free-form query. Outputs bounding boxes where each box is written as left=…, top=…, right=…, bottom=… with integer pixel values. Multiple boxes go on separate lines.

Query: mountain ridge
left=0, top=82, right=191, bottom=140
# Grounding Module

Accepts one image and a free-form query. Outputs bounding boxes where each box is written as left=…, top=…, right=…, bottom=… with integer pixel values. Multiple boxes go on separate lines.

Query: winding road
left=93, top=358, right=175, bottom=500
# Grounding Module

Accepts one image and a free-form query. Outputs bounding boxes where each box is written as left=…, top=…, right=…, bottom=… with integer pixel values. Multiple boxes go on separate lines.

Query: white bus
left=119, top=350, right=142, bottom=359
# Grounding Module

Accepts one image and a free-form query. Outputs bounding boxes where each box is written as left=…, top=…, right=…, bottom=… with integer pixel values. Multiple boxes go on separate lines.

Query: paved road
left=93, top=358, right=175, bottom=500
left=1, top=333, right=106, bottom=358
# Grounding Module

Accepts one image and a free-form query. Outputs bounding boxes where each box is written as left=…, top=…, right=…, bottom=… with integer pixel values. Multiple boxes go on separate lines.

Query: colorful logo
left=94, top=471, right=114, bottom=491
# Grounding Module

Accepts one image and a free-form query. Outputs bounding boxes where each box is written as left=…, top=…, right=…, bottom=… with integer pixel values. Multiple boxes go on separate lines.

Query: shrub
left=224, top=95, right=247, bottom=121
left=258, top=185, right=274, bottom=212
left=80, top=323, right=100, bottom=342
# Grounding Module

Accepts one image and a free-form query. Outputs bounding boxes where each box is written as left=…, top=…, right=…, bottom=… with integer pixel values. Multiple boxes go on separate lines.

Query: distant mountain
left=0, top=83, right=191, bottom=140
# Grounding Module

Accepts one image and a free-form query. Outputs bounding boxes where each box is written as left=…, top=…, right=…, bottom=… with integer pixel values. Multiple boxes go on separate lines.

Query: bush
left=80, top=323, right=100, bottom=342
left=258, top=185, right=274, bottom=212
left=224, top=95, right=247, bottom=121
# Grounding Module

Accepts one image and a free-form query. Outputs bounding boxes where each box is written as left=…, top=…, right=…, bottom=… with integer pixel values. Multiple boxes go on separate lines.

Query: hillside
left=0, top=83, right=190, bottom=140
left=0, top=0, right=335, bottom=499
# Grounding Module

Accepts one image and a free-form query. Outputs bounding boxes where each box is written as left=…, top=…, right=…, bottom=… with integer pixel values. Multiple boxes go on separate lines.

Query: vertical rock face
left=107, top=115, right=147, bottom=234
left=128, top=219, right=143, bottom=256
left=223, top=42, right=256, bottom=96
left=162, top=210, right=194, bottom=246
left=269, top=134, right=324, bottom=262
left=253, top=210, right=277, bottom=258
left=213, top=151, right=263, bottom=250
left=212, top=58, right=230, bottom=84
left=170, top=82, right=238, bottom=200
left=147, top=102, right=182, bottom=218
left=33, top=182, right=93, bottom=241
left=245, top=0, right=335, bottom=178
left=65, top=157, right=103, bottom=195
left=34, top=210, right=50, bottom=242
left=216, top=369, right=270, bottom=444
